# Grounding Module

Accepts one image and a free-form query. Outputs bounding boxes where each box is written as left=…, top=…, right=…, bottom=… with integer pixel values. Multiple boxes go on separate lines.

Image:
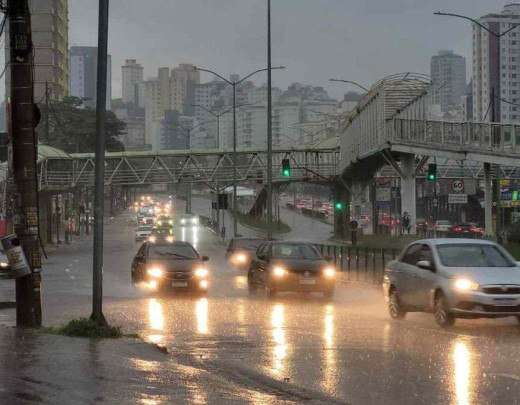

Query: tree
left=38, top=96, right=126, bottom=153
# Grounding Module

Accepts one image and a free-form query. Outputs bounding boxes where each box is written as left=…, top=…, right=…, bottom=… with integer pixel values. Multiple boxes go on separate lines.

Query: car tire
left=267, top=285, right=277, bottom=298
left=516, top=315, right=520, bottom=325
left=434, top=293, right=455, bottom=328
left=388, top=288, right=406, bottom=319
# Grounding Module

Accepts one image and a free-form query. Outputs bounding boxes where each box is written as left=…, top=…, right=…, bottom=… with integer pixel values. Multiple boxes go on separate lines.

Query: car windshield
left=138, top=226, right=152, bottom=231
left=232, top=239, right=264, bottom=251
left=150, top=244, right=198, bottom=260
left=437, top=220, right=450, bottom=225
left=437, top=244, right=515, bottom=268
left=272, top=243, right=321, bottom=259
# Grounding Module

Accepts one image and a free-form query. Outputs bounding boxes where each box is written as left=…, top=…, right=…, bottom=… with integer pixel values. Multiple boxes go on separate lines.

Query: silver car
left=383, top=238, right=520, bottom=327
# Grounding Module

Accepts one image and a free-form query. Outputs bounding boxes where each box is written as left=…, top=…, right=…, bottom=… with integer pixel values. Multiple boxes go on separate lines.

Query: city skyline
left=67, top=0, right=505, bottom=101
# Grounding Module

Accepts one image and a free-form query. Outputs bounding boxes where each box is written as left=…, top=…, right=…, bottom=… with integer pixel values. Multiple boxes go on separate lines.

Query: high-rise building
left=170, top=63, right=200, bottom=115
left=473, top=3, right=520, bottom=122
left=29, top=0, right=69, bottom=100
left=121, top=59, right=144, bottom=105
left=430, top=50, right=466, bottom=114
left=69, top=46, right=112, bottom=109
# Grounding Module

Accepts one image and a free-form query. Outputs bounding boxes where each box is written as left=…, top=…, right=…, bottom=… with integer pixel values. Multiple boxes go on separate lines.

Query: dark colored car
left=226, top=238, right=265, bottom=270
left=449, top=223, right=484, bottom=238
left=247, top=241, right=336, bottom=298
left=131, top=241, right=210, bottom=293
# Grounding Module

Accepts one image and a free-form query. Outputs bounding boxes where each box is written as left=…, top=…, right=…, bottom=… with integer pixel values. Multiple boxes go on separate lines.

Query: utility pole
left=91, top=0, right=109, bottom=326
left=7, top=0, right=43, bottom=327
left=44, top=81, right=49, bottom=144
left=232, top=82, right=238, bottom=236
left=266, top=0, right=273, bottom=240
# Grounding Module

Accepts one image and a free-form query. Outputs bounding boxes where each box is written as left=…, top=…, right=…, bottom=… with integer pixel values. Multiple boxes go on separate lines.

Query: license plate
left=172, top=281, right=188, bottom=287
left=300, top=278, right=316, bottom=285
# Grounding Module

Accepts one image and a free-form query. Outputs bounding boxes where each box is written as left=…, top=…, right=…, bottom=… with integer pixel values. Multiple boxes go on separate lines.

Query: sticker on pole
left=0, top=235, right=31, bottom=279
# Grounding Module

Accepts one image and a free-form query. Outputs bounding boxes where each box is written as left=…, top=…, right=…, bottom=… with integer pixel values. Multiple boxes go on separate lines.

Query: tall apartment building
left=143, top=64, right=200, bottom=150
left=431, top=50, right=466, bottom=114
left=30, top=0, right=69, bottom=100
left=170, top=64, right=200, bottom=115
left=121, top=59, right=144, bottom=105
left=69, top=46, right=112, bottom=109
left=473, top=3, right=520, bottom=122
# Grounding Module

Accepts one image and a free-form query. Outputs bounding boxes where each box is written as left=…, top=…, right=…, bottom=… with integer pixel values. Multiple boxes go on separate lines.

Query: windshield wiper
left=156, top=252, right=193, bottom=259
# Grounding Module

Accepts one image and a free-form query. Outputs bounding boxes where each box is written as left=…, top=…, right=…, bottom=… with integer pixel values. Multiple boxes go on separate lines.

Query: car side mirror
left=202, top=256, right=209, bottom=262
left=416, top=260, right=434, bottom=271
left=257, top=254, right=267, bottom=261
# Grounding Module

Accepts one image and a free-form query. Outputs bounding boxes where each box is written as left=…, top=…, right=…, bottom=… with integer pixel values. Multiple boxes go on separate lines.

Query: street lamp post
left=195, top=65, right=285, bottom=238
left=328, top=78, right=370, bottom=93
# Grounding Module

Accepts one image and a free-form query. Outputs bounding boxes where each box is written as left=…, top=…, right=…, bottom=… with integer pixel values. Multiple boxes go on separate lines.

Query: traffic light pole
left=8, top=0, right=43, bottom=327
left=266, top=0, right=273, bottom=241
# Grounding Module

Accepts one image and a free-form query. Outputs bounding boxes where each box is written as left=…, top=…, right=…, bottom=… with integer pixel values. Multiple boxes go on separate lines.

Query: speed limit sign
left=452, top=180, right=464, bottom=193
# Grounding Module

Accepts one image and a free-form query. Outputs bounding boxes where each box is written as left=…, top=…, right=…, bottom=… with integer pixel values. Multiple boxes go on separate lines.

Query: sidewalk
left=0, top=325, right=257, bottom=404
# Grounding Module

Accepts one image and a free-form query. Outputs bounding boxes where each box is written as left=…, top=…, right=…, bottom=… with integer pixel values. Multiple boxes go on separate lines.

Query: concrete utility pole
left=91, top=0, right=109, bottom=326
left=7, top=0, right=43, bottom=327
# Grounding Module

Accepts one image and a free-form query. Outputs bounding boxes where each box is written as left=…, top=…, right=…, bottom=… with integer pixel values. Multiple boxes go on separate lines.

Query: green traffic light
left=427, top=173, right=436, bottom=181
left=335, top=202, right=344, bottom=210
left=282, top=169, right=291, bottom=177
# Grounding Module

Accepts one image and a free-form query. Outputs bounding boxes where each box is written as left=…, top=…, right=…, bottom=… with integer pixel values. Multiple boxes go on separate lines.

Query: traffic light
left=334, top=201, right=344, bottom=211
left=513, top=190, right=519, bottom=201
left=281, top=158, right=291, bottom=177
left=427, top=163, right=437, bottom=182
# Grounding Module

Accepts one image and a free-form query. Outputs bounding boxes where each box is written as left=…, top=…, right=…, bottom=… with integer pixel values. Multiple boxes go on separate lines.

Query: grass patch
left=45, top=318, right=122, bottom=339
left=351, top=234, right=420, bottom=250
left=234, top=211, right=291, bottom=234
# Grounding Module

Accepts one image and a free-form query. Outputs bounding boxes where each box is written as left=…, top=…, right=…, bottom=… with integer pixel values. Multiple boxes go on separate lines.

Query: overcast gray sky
left=68, top=0, right=509, bottom=100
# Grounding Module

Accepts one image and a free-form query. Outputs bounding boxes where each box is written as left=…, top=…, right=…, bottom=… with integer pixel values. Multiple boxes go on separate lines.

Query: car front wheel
left=434, top=293, right=455, bottom=328
left=388, top=289, right=406, bottom=319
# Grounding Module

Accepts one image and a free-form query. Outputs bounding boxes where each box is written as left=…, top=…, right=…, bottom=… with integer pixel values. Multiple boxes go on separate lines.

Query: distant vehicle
left=155, top=215, right=174, bottom=228
left=135, top=225, right=153, bottom=242
left=434, top=220, right=452, bottom=233
left=226, top=238, right=265, bottom=270
left=138, top=215, right=154, bottom=225
left=178, top=214, right=199, bottom=226
left=449, top=223, right=484, bottom=238
left=248, top=241, right=336, bottom=298
left=383, top=238, right=520, bottom=327
left=148, top=227, right=174, bottom=243
left=131, top=241, right=210, bottom=293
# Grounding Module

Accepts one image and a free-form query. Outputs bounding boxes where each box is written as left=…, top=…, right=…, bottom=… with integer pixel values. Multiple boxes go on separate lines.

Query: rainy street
left=2, top=198, right=516, bottom=405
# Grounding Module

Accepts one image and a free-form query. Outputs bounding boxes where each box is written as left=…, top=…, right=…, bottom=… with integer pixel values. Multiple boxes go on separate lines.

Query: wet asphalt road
left=4, top=201, right=520, bottom=404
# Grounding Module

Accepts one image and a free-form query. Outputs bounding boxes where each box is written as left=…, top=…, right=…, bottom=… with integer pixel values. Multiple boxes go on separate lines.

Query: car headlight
left=181, top=219, right=187, bottom=225
left=157, top=220, right=162, bottom=226
left=147, top=268, right=163, bottom=278
left=192, top=218, right=198, bottom=224
left=454, top=278, right=479, bottom=291
left=195, top=268, right=209, bottom=278
left=232, top=253, right=248, bottom=264
left=169, top=220, right=173, bottom=225
left=166, top=236, right=174, bottom=243
left=323, top=266, right=336, bottom=279
left=0, top=261, right=8, bottom=268
left=148, top=236, right=156, bottom=243
left=272, top=266, right=288, bottom=278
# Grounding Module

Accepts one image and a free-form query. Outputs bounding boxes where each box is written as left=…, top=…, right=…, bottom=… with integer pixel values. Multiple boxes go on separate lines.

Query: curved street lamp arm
left=328, top=78, right=369, bottom=92
left=194, top=67, right=232, bottom=85
left=433, top=11, right=520, bottom=38
left=237, top=66, right=286, bottom=85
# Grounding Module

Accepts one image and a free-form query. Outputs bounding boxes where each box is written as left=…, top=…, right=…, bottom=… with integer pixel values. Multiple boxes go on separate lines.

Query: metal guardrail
left=316, top=244, right=399, bottom=285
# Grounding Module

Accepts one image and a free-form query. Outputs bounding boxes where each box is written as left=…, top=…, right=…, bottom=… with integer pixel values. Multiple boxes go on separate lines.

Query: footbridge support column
left=484, top=163, right=494, bottom=237
left=400, top=154, right=416, bottom=234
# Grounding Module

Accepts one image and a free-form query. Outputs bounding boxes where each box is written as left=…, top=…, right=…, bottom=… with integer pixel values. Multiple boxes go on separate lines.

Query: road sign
left=451, top=180, right=464, bottom=194
left=448, top=194, right=467, bottom=204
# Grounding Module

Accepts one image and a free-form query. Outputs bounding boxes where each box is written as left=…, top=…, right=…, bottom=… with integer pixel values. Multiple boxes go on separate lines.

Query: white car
left=384, top=238, right=520, bottom=327
left=135, top=225, right=153, bottom=242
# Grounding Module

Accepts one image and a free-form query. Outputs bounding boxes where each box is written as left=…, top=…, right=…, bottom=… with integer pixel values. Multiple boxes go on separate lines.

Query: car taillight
left=453, top=227, right=462, bottom=232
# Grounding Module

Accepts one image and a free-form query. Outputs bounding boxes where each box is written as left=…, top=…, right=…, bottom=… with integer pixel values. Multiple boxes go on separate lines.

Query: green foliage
left=507, top=223, right=520, bottom=244
left=234, top=211, right=291, bottom=234
left=46, top=317, right=122, bottom=339
left=38, top=96, right=126, bottom=153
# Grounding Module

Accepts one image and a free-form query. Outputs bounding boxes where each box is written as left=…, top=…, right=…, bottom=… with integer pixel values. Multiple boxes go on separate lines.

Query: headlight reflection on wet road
left=452, top=340, right=475, bottom=405
left=322, top=304, right=337, bottom=393
left=271, top=304, right=287, bottom=376
left=196, top=298, right=209, bottom=335
left=147, top=298, right=165, bottom=344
